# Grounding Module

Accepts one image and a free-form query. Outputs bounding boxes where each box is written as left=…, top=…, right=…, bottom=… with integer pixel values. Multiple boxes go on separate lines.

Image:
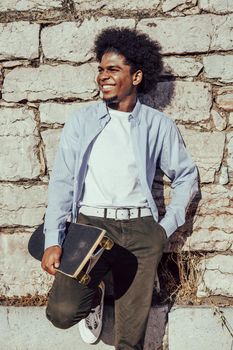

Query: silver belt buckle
left=115, top=208, right=131, bottom=220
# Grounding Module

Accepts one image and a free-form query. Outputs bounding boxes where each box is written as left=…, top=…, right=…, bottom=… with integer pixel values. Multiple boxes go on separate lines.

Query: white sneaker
left=78, top=281, right=105, bottom=344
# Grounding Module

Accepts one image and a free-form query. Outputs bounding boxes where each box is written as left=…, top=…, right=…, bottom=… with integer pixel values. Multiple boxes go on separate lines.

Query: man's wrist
left=44, top=245, right=61, bottom=252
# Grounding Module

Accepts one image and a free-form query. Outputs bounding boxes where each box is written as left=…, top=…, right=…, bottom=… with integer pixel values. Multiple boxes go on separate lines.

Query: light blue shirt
left=44, top=100, right=198, bottom=249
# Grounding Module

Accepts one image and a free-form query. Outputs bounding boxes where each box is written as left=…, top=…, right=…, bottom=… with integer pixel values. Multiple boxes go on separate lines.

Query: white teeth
left=101, top=85, right=114, bottom=91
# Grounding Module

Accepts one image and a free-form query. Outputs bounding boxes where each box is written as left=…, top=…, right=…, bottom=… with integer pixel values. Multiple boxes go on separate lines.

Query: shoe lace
left=86, top=306, right=101, bottom=330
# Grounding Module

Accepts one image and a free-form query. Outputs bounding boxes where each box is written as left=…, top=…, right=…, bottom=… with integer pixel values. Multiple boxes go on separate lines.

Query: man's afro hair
left=94, top=27, right=163, bottom=94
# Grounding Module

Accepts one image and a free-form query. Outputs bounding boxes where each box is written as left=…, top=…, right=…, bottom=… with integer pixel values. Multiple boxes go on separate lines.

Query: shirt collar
left=97, top=99, right=142, bottom=124
left=98, top=100, right=109, bottom=119
left=129, top=99, right=141, bottom=125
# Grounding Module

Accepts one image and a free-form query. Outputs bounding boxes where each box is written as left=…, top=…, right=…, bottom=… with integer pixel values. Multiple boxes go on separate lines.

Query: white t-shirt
left=79, top=108, right=148, bottom=208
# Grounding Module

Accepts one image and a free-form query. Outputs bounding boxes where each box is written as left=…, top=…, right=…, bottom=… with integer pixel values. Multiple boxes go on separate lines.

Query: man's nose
left=99, top=70, right=110, bottom=80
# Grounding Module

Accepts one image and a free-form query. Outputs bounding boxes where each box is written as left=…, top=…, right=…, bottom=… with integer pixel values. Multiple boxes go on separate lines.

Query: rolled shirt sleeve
left=158, top=120, right=199, bottom=238
left=43, top=114, right=79, bottom=250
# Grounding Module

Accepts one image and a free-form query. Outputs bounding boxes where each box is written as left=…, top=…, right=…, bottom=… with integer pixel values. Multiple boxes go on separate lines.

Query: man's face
left=97, top=52, right=136, bottom=104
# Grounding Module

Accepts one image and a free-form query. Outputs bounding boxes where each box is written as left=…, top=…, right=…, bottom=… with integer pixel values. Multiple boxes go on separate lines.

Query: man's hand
left=41, top=246, right=62, bottom=276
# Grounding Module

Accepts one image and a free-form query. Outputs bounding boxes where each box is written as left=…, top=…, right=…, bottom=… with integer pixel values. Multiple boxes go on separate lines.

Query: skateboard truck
left=77, top=271, right=91, bottom=285
left=76, top=236, right=114, bottom=285
left=99, top=236, right=114, bottom=250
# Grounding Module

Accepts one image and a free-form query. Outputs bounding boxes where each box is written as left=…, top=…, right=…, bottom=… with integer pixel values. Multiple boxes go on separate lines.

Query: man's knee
left=46, top=301, right=86, bottom=329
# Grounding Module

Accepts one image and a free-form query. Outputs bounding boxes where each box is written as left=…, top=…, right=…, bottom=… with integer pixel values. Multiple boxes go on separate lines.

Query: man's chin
left=102, top=95, right=118, bottom=105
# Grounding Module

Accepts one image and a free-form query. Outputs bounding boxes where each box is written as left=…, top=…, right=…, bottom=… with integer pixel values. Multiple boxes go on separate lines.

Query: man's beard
left=103, top=95, right=119, bottom=106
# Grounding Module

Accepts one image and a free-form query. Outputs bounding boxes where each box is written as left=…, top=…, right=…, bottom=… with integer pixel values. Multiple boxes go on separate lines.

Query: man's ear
left=132, top=70, right=143, bottom=87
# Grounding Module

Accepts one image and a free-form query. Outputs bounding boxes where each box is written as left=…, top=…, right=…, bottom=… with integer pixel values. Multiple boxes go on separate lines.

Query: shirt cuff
left=158, top=217, right=177, bottom=238
left=44, top=229, right=65, bottom=250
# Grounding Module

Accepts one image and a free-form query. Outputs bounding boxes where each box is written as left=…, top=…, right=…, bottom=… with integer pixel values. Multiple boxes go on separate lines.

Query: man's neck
left=106, top=96, right=137, bottom=112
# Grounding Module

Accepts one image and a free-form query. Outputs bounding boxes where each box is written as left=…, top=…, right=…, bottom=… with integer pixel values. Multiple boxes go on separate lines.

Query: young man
left=41, top=28, right=198, bottom=349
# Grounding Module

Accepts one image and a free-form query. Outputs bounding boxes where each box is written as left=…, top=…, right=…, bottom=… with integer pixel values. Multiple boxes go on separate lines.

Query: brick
left=2, top=63, right=98, bottom=102
left=162, top=57, right=203, bottom=77
left=0, top=106, right=37, bottom=137
left=137, top=14, right=233, bottom=54
left=184, top=229, right=233, bottom=252
left=194, top=214, right=233, bottom=236
left=0, top=107, right=41, bottom=180
left=165, top=184, right=233, bottom=252
left=199, top=0, right=233, bottom=13
left=216, top=86, right=233, bottom=111
left=219, top=166, right=229, bottom=185
left=210, top=14, right=233, bottom=51
left=0, top=22, right=39, bottom=60
left=197, top=255, right=233, bottom=297
left=41, top=129, right=62, bottom=172
left=227, top=132, right=233, bottom=171
left=142, top=81, right=211, bottom=123
left=41, top=18, right=135, bottom=63
left=203, top=55, right=233, bottom=83
left=0, top=234, right=52, bottom=297
left=186, top=185, right=233, bottom=251
left=211, top=109, right=227, bottom=131
left=229, top=112, right=233, bottom=126
left=162, top=0, right=197, bottom=12
left=39, top=101, right=96, bottom=124
left=73, top=0, right=160, bottom=11
left=195, top=184, right=232, bottom=217
left=0, top=0, right=62, bottom=11
left=0, top=184, right=47, bottom=227
left=179, top=126, right=225, bottom=183
left=169, top=307, right=233, bottom=349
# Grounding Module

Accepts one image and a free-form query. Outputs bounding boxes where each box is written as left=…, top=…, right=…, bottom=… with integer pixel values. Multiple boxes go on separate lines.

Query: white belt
left=79, top=206, right=152, bottom=220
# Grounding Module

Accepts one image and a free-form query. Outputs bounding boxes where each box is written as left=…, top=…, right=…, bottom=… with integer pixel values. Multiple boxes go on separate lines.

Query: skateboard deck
left=28, top=222, right=114, bottom=284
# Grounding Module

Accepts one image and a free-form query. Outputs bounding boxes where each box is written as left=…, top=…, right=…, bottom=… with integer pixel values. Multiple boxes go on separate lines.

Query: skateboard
left=28, top=222, right=114, bottom=285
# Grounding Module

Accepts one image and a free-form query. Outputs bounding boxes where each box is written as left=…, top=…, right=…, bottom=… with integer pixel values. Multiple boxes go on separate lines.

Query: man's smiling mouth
left=100, top=84, right=115, bottom=91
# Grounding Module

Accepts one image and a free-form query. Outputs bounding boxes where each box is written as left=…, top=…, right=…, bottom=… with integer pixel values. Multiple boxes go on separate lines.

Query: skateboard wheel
left=100, top=236, right=114, bottom=250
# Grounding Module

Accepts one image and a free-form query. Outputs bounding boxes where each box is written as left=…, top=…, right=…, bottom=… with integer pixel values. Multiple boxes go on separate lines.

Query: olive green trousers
left=46, top=213, right=166, bottom=350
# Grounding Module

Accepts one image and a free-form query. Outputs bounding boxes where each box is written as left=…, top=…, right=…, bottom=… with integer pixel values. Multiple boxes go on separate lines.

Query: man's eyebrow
left=98, top=64, right=122, bottom=70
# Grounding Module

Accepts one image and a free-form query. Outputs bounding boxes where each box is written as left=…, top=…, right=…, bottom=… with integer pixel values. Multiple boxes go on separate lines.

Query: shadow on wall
left=139, top=77, right=176, bottom=111
left=148, top=66, right=201, bottom=306
left=147, top=67, right=202, bottom=315
left=140, top=64, right=201, bottom=249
